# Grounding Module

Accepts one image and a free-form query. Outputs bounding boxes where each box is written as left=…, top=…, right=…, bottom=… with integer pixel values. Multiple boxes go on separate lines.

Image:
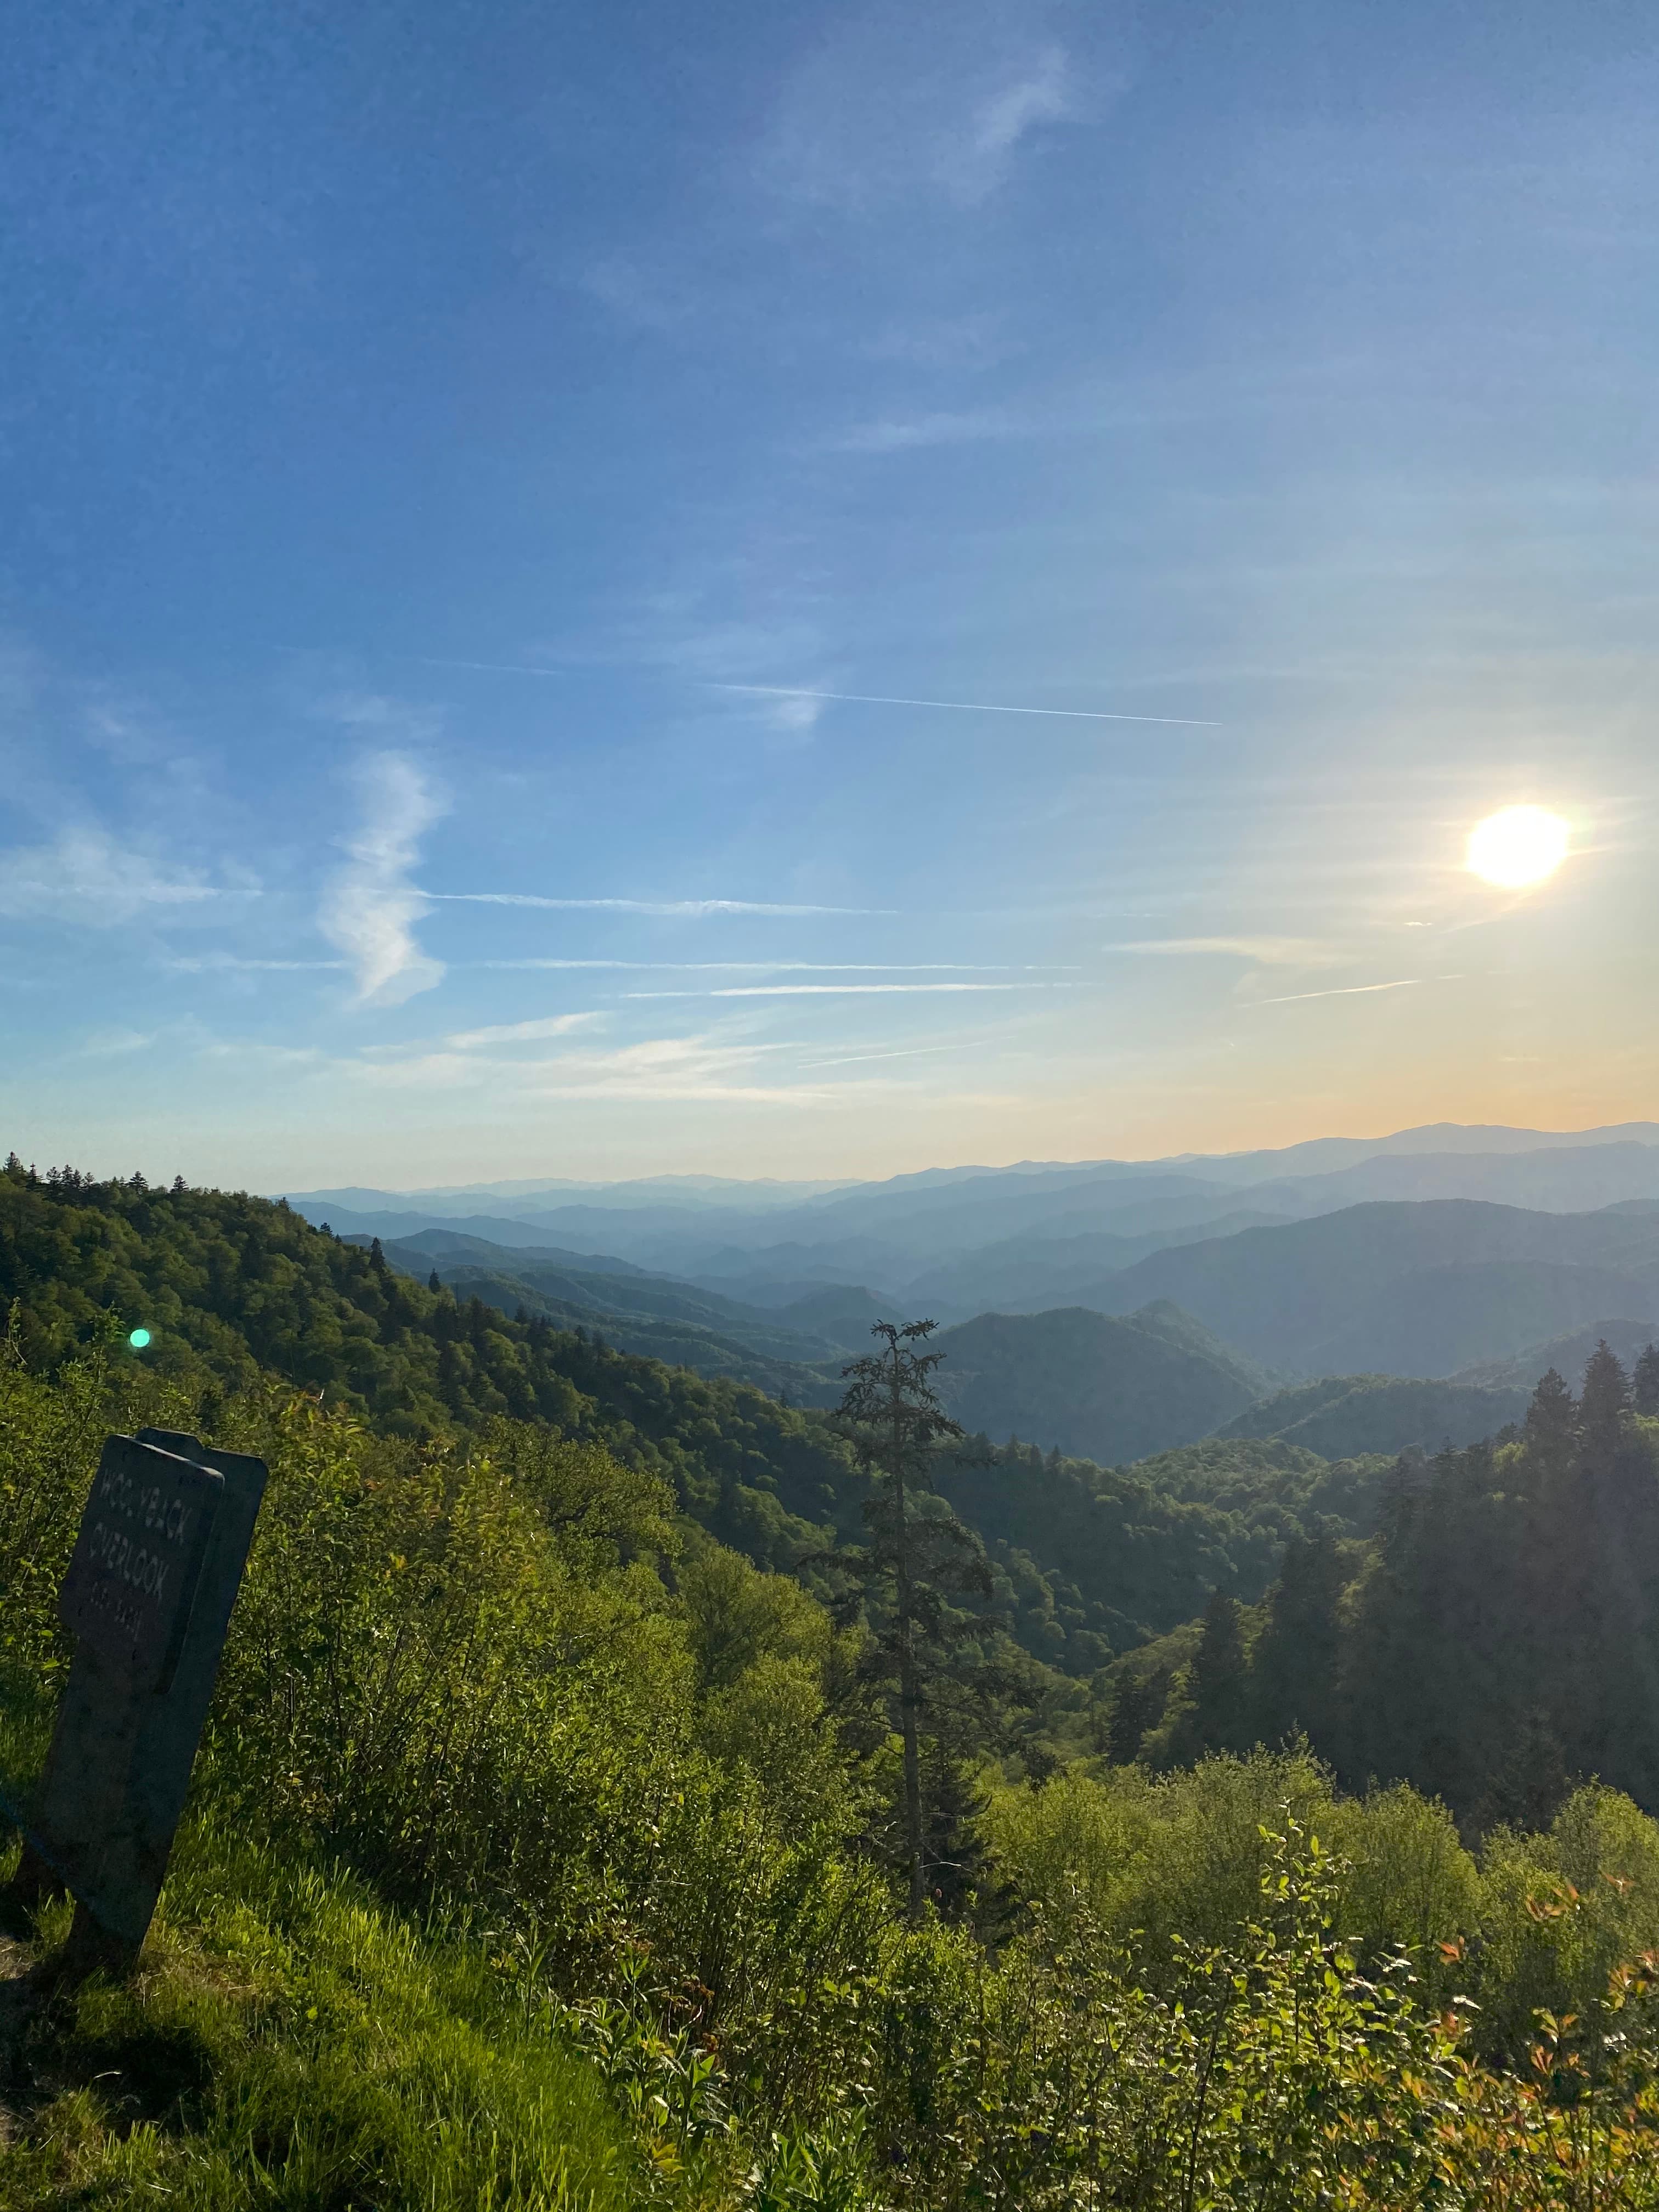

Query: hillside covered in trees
left=12, top=1213, right=1659, bottom=2199
left=1120, top=1346, right=1659, bottom=1828
left=0, top=1161, right=1393, bottom=1688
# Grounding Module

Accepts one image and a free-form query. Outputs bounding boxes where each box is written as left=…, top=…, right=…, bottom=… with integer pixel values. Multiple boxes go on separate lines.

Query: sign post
left=4, top=1429, right=266, bottom=1973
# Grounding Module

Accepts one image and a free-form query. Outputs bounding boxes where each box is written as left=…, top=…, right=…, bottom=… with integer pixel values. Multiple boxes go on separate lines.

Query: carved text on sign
left=58, top=1436, right=223, bottom=1695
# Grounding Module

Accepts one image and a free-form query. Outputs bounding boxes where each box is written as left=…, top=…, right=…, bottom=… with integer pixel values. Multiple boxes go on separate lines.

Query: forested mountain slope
left=932, top=1302, right=1275, bottom=1463
left=1215, top=1373, right=1531, bottom=1456
left=1119, top=1347, right=1659, bottom=1827
left=14, top=1327, right=1659, bottom=2198
left=1, top=1160, right=1372, bottom=1677
left=1091, top=1200, right=1659, bottom=1374
left=364, top=1230, right=849, bottom=1401
left=941, top=1435, right=1391, bottom=1664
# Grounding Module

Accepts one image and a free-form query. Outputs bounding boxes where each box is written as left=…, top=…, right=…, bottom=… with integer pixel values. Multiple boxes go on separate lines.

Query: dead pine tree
left=833, top=1318, right=993, bottom=1920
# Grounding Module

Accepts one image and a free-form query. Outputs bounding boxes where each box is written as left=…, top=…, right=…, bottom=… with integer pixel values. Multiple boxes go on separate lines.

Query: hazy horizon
left=4, top=2, right=1655, bottom=1189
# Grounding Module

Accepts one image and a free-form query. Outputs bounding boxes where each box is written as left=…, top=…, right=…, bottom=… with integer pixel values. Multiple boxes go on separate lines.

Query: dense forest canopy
left=0, top=1161, right=1391, bottom=1685
left=10, top=1220, right=1659, bottom=2199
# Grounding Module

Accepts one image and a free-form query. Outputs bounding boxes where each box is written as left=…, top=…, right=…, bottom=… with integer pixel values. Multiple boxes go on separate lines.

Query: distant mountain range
left=320, top=1124, right=1659, bottom=1466
left=1087, top=1200, right=1659, bottom=1375
left=286, top=1122, right=1659, bottom=1314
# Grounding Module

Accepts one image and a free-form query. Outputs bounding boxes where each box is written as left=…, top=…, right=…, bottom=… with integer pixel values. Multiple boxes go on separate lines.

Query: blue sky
left=2, top=0, right=1656, bottom=1188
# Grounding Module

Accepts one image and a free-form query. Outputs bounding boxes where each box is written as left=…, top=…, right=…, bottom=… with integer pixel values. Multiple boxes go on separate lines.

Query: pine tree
left=1253, top=1529, right=1346, bottom=1756
left=1378, top=1448, right=1427, bottom=1550
left=1634, top=1344, right=1659, bottom=1419
left=428, top=1268, right=442, bottom=1293
left=1183, top=1589, right=1250, bottom=1753
left=833, top=1319, right=990, bottom=1918
left=1525, top=1367, right=1577, bottom=1453
left=1579, top=1341, right=1631, bottom=1468
left=369, top=1236, right=387, bottom=1275
left=1105, top=1667, right=1161, bottom=1765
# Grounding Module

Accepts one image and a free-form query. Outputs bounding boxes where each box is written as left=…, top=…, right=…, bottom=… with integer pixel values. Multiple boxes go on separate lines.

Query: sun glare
left=1466, top=805, right=1570, bottom=890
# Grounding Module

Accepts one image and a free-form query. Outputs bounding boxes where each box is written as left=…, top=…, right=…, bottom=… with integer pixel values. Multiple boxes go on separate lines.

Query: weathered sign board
left=5, top=1428, right=266, bottom=1963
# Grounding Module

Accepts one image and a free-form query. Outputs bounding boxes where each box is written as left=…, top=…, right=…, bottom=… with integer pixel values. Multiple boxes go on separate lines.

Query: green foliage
left=2, top=1165, right=1417, bottom=1703
left=1214, top=1370, right=1530, bottom=1457
left=929, top=1303, right=1267, bottom=1468
left=11, top=1348, right=1659, bottom=2198
left=940, top=1435, right=1391, bottom=1671
left=1115, top=1349, right=1659, bottom=1834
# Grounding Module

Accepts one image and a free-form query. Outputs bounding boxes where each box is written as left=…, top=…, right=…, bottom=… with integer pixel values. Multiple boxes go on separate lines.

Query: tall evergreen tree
left=1105, top=1665, right=1161, bottom=1765
left=1525, top=1365, right=1577, bottom=1455
left=833, top=1320, right=991, bottom=1918
left=1580, top=1341, right=1632, bottom=1468
left=1634, top=1343, right=1659, bottom=1419
left=1252, top=1528, right=1346, bottom=1756
left=1180, top=1589, right=1251, bottom=1755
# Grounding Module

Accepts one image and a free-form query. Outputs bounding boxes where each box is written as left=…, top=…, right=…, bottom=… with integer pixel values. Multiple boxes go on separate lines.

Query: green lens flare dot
left=128, top=1328, right=152, bottom=1350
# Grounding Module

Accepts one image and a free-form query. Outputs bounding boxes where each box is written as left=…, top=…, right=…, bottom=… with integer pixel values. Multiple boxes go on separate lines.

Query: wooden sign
left=8, top=1429, right=267, bottom=1964
left=58, top=1436, right=223, bottom=1695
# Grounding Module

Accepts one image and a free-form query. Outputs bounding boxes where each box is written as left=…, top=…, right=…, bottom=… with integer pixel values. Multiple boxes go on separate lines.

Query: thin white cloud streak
left=444, top=1012, right=600, bottom=1050
left=626, top=982, right=1075, bottom=998
left=830, top=409, right=1026, bottom=454
left=407, top=656, right=1216, bottom=728
left=799, top=1040, right=981, bottom=1069
left=413, top=656, right=574, bottom=679
left=475, top=959, right=1070, bottom=972
left=345, top=1032, right=833, bottom=1106
left=81, top=1027, right=156, bottom=1057
left=1106, top=936, right=1353, bottom=968
left=428, top=893, right=887, bottom=916
left=0, top=828, right=227, bottom=926
left=710, top=685, right=1219, bottom=728
left=168, top=956, right=349, bottom=973
left=318, top=753, right=448, bottom=1006
left=1249, top=979, right=1423, bottom=1007
left=758, top=14, right=1075, bottom=214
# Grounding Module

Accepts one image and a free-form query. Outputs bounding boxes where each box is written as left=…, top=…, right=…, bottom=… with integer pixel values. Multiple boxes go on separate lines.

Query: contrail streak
left=408, top=656, right=1218, bottom=727
left=711, top=684, right=1220, bottom=727
left=1252, top=979, right=1421, bottom=1006
left=427, top=893, right=884, bottom=916
left=627, top=982, right=1076, bottom=998
left=415, top=657, right=579, bottom=678
left=472, top=959, right=1071, bottom=972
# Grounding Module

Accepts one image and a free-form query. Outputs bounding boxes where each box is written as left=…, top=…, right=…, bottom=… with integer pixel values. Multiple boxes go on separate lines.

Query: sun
left=1466, top=805, right=1570, bottom=890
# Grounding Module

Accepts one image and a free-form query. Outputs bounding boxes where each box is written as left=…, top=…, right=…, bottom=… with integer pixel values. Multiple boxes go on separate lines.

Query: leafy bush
left=12, top=1336, right=1659, bottom=2202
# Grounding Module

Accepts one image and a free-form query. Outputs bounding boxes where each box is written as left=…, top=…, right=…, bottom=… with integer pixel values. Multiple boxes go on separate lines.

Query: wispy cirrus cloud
left=319, top=752, right=448, bottom=1005
left=1104, top=936, right=1355, bottom=967
left=829, top=408, right=1027, bottom=454
left=347, top=1031, right=826, bottom=1106
left=443, top=1012, right=600, bottom=1051
left=168, top=954, right=348, bottom=973
left=759, top=10, right=1077, bottom=215
left=1248, top=978, right=1426, bottom=1008
left=715, top=684, right=1220, bottom=729
left=0, top=826, right=230, bottom=926
left=428, top=892, right=885, bottom=916
left=626, top=981, right=1076, bottom=998
left=476, top=959, right=1061, bottom=972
